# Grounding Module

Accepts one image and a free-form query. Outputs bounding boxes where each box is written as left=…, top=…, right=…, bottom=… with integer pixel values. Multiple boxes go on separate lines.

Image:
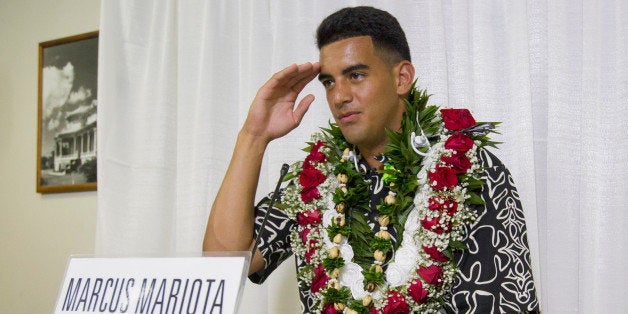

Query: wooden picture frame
left=37, top=31, right=99, bottom=193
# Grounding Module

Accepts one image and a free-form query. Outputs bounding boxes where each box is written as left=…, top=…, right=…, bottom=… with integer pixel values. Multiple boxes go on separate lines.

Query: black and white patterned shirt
left=249, top=149, right=539, bottom=313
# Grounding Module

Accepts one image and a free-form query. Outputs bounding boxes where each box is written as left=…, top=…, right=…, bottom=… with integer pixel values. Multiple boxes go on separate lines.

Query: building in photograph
left=53, top=99, right=97, bottom=172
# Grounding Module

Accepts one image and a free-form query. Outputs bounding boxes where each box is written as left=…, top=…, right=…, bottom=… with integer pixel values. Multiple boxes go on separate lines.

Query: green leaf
left=449, top=240, right=468, bottom=251
left=320, top=287, right=351, bottom=303
left=282, top=172, right=297, bottom=182
left=362, top=266, right=385, bottom=285
left=466, top=191, right=485, bottom=205
left=347, top=301, right=371, bottom=314
left=327, top=223, right=351, bottom=239
left=462, top=176, right=484, bottom=191
left=323, top=256, right=345, bottom=270
left=369, top=237, right=392, bottom=253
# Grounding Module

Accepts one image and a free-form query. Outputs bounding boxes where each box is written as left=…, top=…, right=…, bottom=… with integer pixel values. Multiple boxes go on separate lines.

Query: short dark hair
left=316, top=6, right=411, bottom=64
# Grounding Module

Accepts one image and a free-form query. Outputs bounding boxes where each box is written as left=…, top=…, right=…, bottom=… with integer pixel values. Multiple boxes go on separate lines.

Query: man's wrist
left=237, top=129, right=270, bottom=154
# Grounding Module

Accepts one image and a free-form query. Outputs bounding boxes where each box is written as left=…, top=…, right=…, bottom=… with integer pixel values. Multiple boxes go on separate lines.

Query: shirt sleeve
left=446, top=149, right=540, bottom=313
left=248, top=191, right=296, bottom=284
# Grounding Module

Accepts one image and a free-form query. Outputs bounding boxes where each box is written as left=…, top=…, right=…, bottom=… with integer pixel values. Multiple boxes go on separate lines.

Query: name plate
left=54, top=253, right=250, bottom=314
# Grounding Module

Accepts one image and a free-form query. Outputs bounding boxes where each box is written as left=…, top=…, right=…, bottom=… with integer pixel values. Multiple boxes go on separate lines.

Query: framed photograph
left=37, top=31, right=99, bottom=193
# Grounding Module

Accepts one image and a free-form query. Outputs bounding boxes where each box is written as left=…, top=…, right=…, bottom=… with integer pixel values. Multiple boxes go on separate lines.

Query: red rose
left=322, top=304, right=340, bottom=314
left=302, top=228, right=319, bottom=263
left=299, top=167, right=326, bottom=188
left=407, top=280, right=429, bottom=304
left=421, top=217, right=452, bottom=234
left=299, top=166, right=326, bottom=203
left=441, top=151, right=471, bottom=174
left=428, top=198, right=458, bottom=216
left=300, top=187, right=320, bottom=203
left=312, top=140, right=325, bottom=152
left=304, top=154, right=324, bottom=166
left=304, top=141, right=327, bottom=165
left=311, top=264, right=329, bottom=293
left=417, top=265, right=443, bottom=285
left=299, top=228, right=310, bottom=244
left=444, top=132, right=474, bottom=153
left=422, top=245, right=450, bottom=263
left=428, top=165, right=458, bottom=190
left=441, top=108, right=476, bottom=131
left=427, top=198, right=442, bottom=210
left=382, top=291, right=410, bottom=314
left=297, top=209, right=322, bottom=226
left=305, top=247, right=317, bottom=263
left=371, top=308, right=380, bottom=314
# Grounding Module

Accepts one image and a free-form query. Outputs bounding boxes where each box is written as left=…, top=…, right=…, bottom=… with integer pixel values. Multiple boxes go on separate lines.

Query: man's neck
left=358, top=145, right=386, bottom=170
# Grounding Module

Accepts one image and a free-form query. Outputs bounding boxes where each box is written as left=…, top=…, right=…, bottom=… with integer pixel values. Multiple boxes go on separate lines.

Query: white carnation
left=385, top=264, right=408, bottom=287
left=320, top=228, right=331, bottom=247
left=392, top=245, right=419, bottom=269
left=322, top=208, right=339, bottom=227
left=340, top=263, right=367, bottom=299
left=404, top=209, right=421, bottom=234
left=339, top=243, right=354, bottom=262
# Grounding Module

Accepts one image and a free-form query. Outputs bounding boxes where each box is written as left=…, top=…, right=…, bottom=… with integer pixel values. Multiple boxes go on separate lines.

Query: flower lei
left=280, top=85, right=498, bottom=314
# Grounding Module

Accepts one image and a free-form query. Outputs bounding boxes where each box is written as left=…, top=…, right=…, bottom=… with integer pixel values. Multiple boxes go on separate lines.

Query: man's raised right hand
left=241, top=62, right=321, bottom=144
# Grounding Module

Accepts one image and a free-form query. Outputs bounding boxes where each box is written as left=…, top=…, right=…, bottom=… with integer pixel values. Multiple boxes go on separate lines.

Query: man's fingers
left=275, top=63, right=301, bottom=82
left=257, top=62, right=319, bottom=105
left=268, top=62, right=313, bottom=88
left=272, top=62, right=318, bottom=94
left=258, top=63, right=317, bottom=101
left=293, top=94, right=315, bottom=124
left=260, top=64, right=299, bottom=93
left=291, top=64, right=320, bottom=95
left=285, top=62, right=319, bottom=89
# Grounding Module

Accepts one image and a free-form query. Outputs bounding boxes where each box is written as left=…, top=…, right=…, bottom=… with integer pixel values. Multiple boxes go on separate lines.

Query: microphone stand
left=250, top=163, right=290, bottom=259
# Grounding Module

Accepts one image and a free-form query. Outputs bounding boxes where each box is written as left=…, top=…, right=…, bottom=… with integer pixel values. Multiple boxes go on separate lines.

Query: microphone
left=250, top=163, right=290, bottom=259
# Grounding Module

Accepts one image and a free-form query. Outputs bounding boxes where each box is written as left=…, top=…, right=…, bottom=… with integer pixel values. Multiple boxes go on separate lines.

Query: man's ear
left=395, top=61, right=415, bottom=96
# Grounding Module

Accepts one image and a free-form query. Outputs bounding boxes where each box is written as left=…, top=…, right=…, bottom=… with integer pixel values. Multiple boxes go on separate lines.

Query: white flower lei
left=281, top=96, right=495, bottom=313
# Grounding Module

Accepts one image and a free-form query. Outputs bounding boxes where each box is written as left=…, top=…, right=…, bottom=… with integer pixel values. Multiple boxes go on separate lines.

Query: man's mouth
left=339, top=111, right=360, bottom=124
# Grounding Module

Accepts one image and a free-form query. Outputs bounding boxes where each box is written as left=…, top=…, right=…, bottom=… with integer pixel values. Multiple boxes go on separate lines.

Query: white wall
left=0, top=1, right=100, bottom=312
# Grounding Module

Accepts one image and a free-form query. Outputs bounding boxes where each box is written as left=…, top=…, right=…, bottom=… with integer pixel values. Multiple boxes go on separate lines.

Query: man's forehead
left=319, top=36, right=376, bottom=73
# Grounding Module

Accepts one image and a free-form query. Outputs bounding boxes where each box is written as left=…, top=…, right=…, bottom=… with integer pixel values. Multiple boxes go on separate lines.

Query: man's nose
left=332, top=80, right=352, bottom=108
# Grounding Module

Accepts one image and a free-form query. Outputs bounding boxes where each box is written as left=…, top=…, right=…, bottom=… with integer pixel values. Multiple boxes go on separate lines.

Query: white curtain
left=97, top=1, right=628, bottom=313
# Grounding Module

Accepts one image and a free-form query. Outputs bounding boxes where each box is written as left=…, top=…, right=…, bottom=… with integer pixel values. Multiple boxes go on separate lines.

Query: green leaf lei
left=280, top=83, right=498, bottom=313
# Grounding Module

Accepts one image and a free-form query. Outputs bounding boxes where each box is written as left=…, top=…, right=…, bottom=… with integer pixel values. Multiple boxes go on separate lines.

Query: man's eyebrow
left=342, top=64, right=369, bottom=75
left=318, top=64, right=370, bottom=82
left=318, top=73, right=332, bottom=82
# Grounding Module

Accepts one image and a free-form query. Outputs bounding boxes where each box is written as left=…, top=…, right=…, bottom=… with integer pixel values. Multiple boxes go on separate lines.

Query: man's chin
left=338, top=128, right=363, bottom=146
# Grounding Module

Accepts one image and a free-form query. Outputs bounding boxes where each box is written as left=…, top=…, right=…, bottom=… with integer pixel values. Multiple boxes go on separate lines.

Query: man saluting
left=204, top=6, right=539, bottom=313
